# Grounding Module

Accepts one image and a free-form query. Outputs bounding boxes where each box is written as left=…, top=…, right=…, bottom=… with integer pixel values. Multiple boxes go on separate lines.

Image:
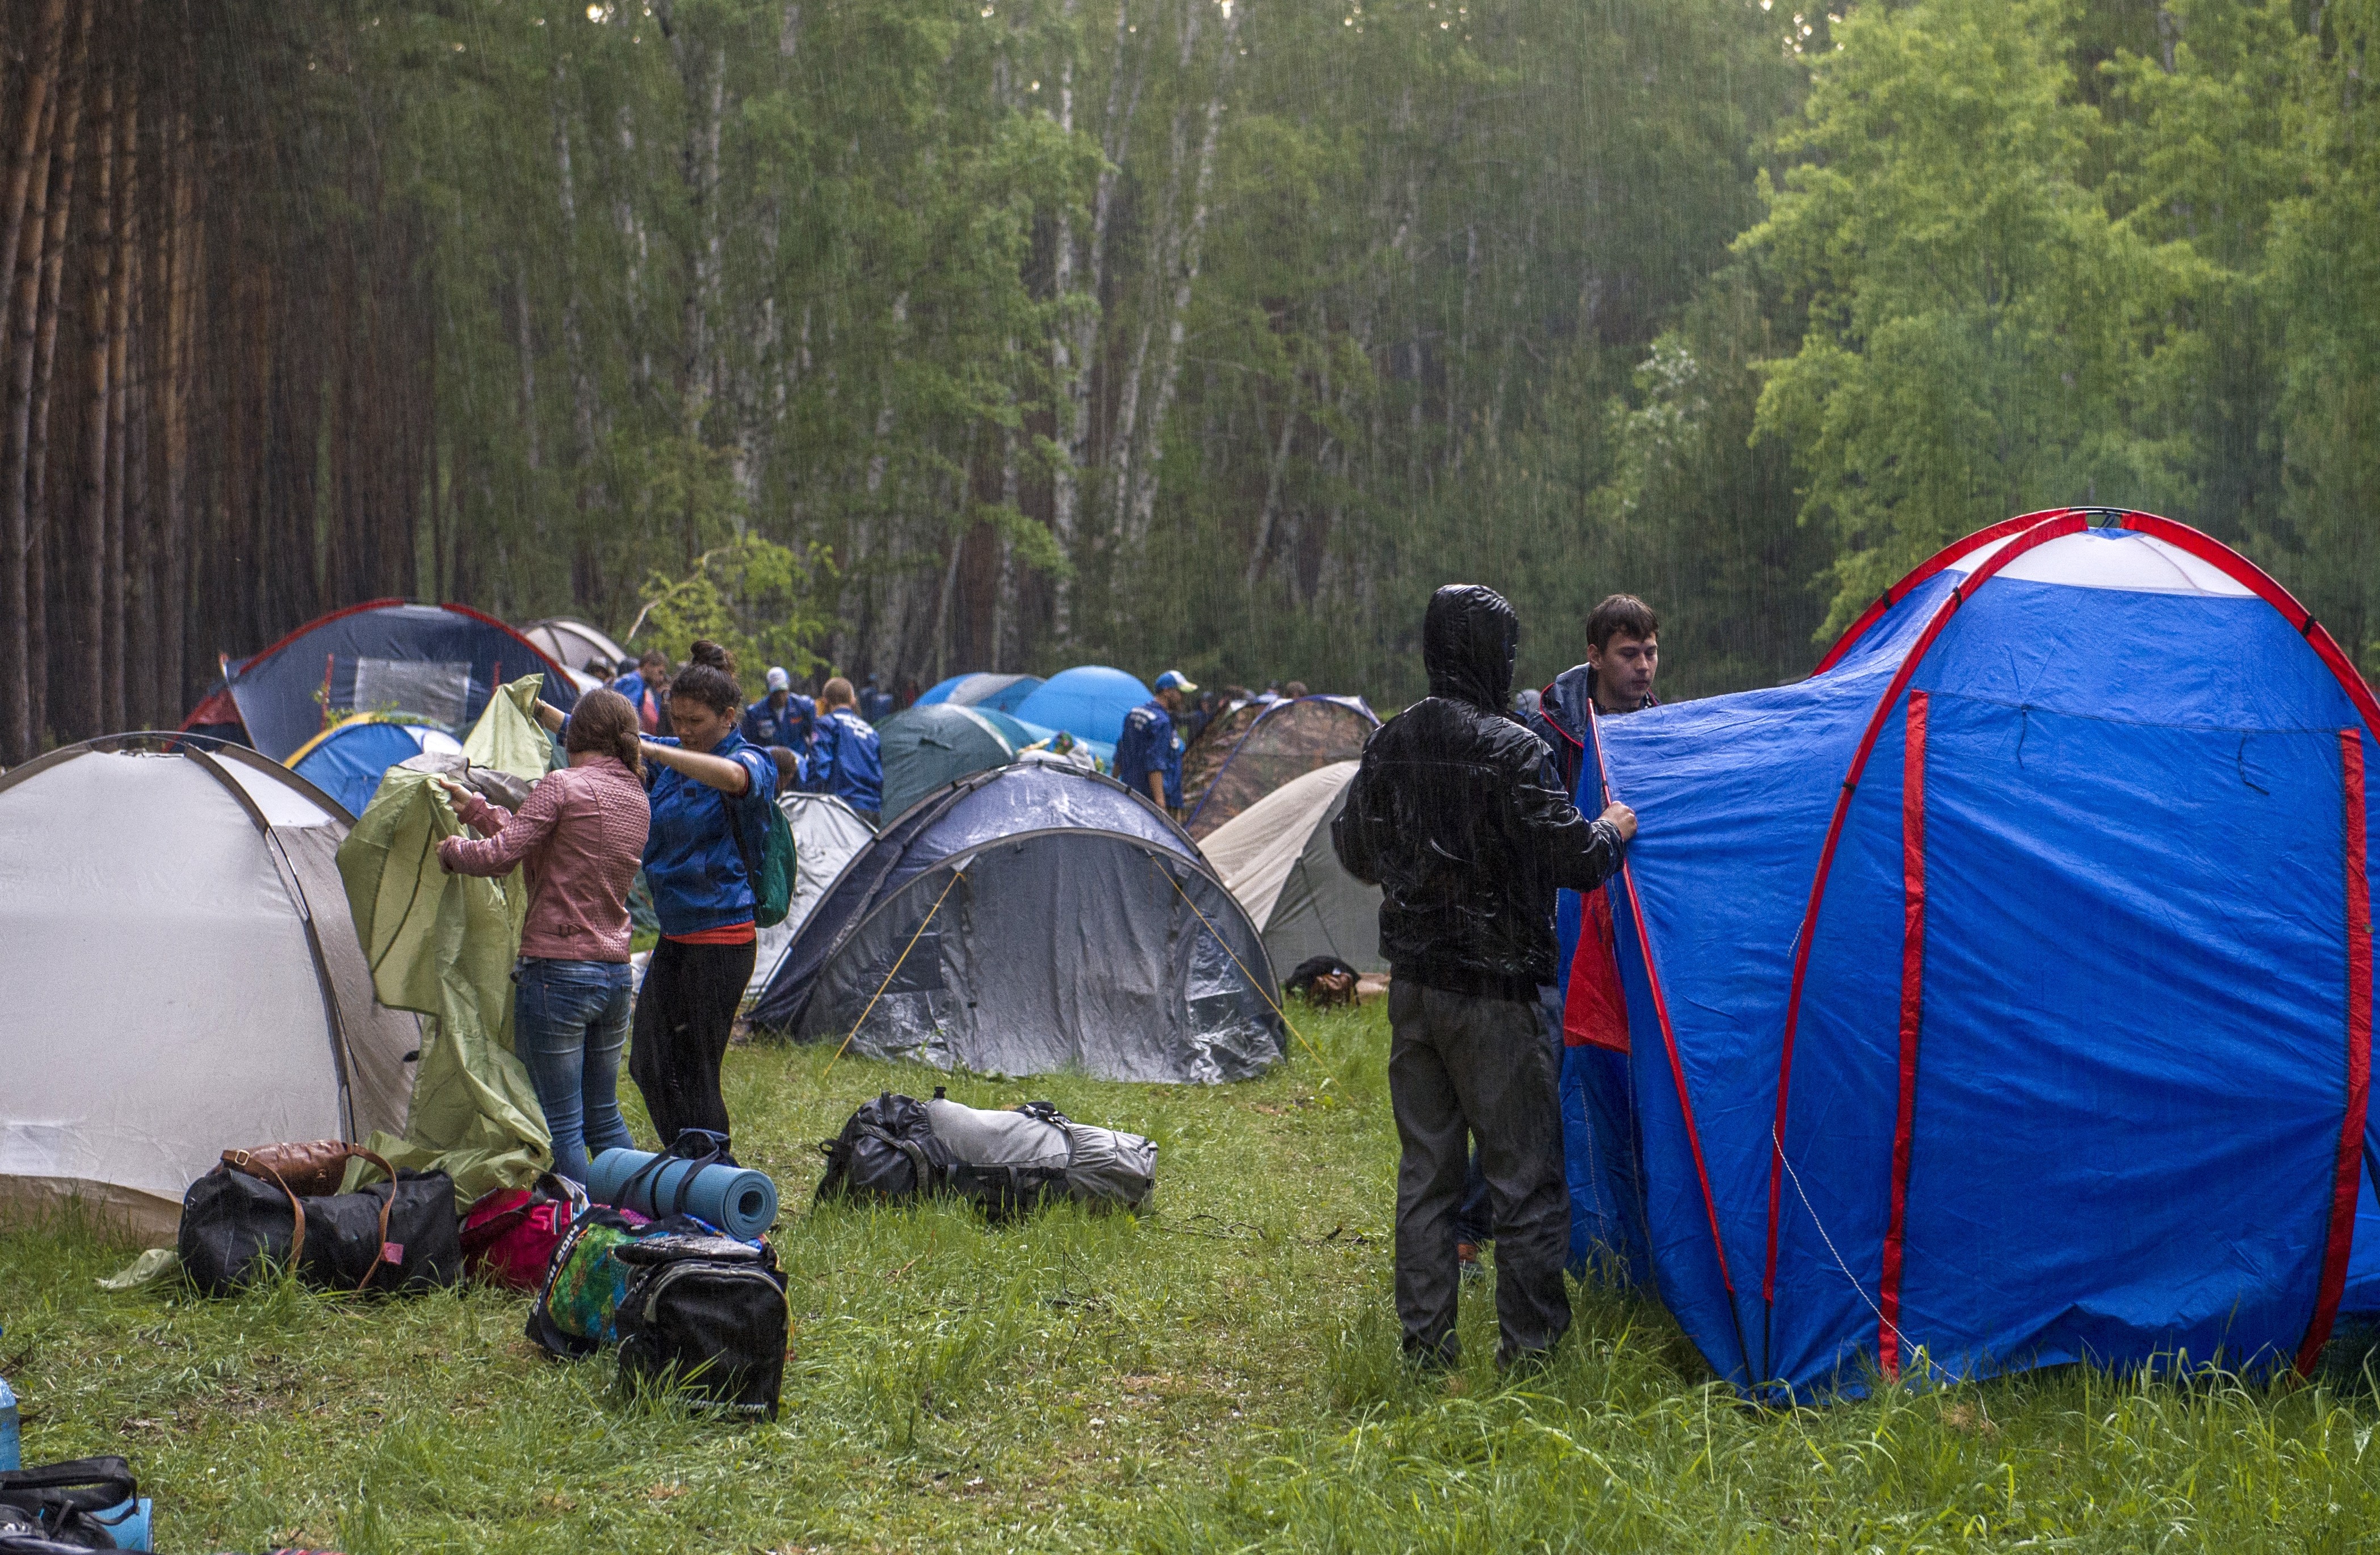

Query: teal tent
left=876, top=703, right=1033, bottom=823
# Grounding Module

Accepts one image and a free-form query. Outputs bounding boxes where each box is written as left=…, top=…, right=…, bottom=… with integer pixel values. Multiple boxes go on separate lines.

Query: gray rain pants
left=1388, top=978, right=1572, bottom=1368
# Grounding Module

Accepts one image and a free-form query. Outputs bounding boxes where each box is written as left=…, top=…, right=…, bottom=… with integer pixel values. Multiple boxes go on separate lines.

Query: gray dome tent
left=743, top=791, right=879, bottom=1005
left=1201, top=760, right=1384, bottom=975
left=748, top=759, right=1284, bottom=1082
left=0, top=737, right=420, bottom=1239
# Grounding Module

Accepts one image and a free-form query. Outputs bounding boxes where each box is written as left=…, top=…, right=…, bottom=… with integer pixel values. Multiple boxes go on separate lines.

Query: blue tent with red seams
left=1559, top=510, right=2380, bottom=1400
left=180, top=600, right=578, bottom=761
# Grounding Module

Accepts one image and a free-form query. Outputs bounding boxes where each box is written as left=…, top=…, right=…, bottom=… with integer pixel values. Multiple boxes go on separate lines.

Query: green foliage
left=633, top=534, right=841, bottom=681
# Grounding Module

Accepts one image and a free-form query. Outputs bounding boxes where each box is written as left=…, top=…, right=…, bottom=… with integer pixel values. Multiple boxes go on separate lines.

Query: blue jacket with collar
left=640, top=731, right=780, bottom=936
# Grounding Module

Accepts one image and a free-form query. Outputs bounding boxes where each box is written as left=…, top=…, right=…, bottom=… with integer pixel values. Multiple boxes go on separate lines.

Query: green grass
left=7, top=1001, right=2380, bottom=1552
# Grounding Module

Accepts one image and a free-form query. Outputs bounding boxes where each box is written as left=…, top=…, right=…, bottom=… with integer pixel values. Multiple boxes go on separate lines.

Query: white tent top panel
left=1947, top=528, right=2253, bottom=597
left=1202, top=760, right=1357, bottom=928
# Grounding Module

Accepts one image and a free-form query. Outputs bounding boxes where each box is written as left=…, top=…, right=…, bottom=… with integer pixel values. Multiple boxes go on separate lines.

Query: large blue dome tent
left=1012, top=666, right=1151, bottom=751
left=1569, top=510, right=2380, bottom=1401
left=747, top=759, right=1283, bottom=1083
left=179, top=600, right=578, bottom=761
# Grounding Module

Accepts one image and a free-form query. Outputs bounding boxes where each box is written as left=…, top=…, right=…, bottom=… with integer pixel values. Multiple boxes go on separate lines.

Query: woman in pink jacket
left=437, top=688, right=650, bottom=1184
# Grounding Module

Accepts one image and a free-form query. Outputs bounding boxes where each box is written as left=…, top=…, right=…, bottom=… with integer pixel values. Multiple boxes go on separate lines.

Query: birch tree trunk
left=1123, top=0, right=1237, bottom=550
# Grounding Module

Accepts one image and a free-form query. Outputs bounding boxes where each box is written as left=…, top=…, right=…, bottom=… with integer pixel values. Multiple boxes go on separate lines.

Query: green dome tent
left=876, top=703, right=1032, bottom=822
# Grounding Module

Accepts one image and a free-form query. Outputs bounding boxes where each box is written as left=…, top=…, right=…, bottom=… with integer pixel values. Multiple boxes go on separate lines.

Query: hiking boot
left=1457, top=1242, right=1485, bottom=1284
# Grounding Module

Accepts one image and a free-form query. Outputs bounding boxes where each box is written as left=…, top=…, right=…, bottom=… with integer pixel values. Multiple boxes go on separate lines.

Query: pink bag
left=461, top=1176, right=589, bottom=1289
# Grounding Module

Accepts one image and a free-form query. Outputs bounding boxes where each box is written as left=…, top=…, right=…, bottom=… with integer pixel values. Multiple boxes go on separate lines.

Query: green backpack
left=727, top=796, right=798, bottom=929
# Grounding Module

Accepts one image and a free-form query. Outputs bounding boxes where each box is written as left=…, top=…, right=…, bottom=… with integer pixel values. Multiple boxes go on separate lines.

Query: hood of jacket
left=1422, top=585, right=1517, bottom=711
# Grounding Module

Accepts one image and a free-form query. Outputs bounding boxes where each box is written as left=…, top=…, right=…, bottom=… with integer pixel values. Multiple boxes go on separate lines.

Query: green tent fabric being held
left=335, top=676, right=559, bottom=1204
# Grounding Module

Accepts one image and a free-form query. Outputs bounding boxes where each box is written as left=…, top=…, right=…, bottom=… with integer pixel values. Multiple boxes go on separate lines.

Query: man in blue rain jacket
left=805, top=676, right=883, bottom=822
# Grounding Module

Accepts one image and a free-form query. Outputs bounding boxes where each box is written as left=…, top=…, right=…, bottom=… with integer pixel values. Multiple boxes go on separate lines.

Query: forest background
left=0, top=0, right=2372, bottom=763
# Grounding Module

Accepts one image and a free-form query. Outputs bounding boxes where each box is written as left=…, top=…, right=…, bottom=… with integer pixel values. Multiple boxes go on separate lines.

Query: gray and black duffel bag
left=816, top=1089, right=1156, bottom=1217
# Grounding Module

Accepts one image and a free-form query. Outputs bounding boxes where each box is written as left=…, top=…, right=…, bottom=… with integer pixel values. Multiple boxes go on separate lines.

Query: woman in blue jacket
left=629, top=640, right=779, bottom=1157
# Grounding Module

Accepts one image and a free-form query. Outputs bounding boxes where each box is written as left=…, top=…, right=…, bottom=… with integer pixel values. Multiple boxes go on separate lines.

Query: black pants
left=1390, top=979, right=1571, bottom=1367
left=1455, top=984, right=1566, bottom=1248
left=629, top=937, right=755, bottom=1151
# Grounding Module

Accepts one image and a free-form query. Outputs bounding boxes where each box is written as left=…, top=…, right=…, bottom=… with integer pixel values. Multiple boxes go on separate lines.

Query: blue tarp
left=1565, top=520, right=2380, bottom=1399
left=192, top=601, right=577, bottom=761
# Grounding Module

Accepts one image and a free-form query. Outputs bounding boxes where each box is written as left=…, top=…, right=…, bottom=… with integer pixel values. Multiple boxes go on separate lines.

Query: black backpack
left=613, top=1231, right=790, bottom=1419
left=816, top=1090, right=1156, bottom=1218
left=0, top=1458, right=137, bottom=1552
left=814, top=1092, right=957, bottom=1204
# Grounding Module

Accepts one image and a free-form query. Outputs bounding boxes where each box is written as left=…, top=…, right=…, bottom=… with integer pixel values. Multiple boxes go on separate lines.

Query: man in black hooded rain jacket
left=1332, top=584, right=1636, bottom=1369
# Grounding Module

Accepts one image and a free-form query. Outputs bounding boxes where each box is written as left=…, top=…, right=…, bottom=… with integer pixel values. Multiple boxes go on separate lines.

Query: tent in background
left=1182, top=694, right=1378, bottom=839
left=289, top=716, right=465, bottom=819
left=914, top=672, right=1044, bottom=714
left=1202, top=760, right=1382, bottom=976
left=1012, top=666, right=1150, bottom=754
left=0, top=738, right=420, bottom=1240
left=745, top=792, right=878, bottom=1004
left=520, top=617, right=631, bottom=692
left=749, top=759, right=1282, bottom=1083
left=180, top=600, right=578, bottom=760
left=1581, top=511, right=2380, bottom=1401
left=876, top=703, right=1033, bottom=823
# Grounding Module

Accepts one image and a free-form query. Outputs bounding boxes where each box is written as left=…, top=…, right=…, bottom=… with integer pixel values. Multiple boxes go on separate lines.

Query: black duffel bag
left=814, top=1092, right=956, bottom=1204
left=0, top=1456, right=137, bottom=1552
left=177, top=1142, right=463, bottom=1297
left=614, top=1230, right=790, bottom=1419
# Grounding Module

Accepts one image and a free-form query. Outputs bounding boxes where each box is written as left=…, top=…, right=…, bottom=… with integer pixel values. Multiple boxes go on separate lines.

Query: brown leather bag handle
left=224, top=1144, right=404, bottom=1291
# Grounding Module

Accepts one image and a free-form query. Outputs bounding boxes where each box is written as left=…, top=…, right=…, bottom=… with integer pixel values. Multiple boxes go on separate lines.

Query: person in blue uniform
left=806, top=676, right=884, bottom=822
left=627, top=640, right=779, bottom=1157
left=1116, top=670, right=1195, bottom=819
left=742, top=665, right=814, bottom=758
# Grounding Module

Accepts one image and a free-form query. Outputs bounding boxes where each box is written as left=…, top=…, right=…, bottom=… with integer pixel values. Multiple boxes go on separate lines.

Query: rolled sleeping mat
left=586, top=1149, right=780, bottom=1241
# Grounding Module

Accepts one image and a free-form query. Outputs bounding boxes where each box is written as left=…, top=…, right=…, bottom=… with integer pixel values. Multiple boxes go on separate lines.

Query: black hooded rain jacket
left=1332, top=585, right=1627, bottom=998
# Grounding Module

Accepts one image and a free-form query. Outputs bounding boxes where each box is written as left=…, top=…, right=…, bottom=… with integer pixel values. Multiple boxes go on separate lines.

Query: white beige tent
left=0, top=738, right=420, bottom=1239
left=1200, top=759, right=1384, bottom=975
left=744, top=792, right=879, bottom=1003
left=520, top=617, right=632, bottom=693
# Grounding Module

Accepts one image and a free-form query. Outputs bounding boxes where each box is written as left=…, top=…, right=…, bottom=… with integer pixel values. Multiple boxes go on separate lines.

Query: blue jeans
left=513, top=958, right=637, bottom=1185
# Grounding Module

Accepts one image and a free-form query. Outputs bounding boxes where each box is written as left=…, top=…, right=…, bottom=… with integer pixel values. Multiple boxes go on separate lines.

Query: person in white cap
left=741, top=665, right=814, bottom=764
left=1116, top=669, right=1197, bottom=819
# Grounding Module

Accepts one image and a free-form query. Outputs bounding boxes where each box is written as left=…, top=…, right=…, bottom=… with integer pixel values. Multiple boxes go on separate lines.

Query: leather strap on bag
left=223, top=1143, right=402, bottom=1291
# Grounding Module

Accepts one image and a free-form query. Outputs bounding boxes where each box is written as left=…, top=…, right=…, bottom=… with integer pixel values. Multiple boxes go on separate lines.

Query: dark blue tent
left=1564, top=511, right=2380, bottom=1400
left=181, top=600, right=577, bottom=761
left=748, top=759, right=1283, bottom=1083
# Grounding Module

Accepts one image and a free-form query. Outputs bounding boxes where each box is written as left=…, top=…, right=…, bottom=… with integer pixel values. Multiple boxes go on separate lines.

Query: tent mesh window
left=352, top=658, right=472, bottom=725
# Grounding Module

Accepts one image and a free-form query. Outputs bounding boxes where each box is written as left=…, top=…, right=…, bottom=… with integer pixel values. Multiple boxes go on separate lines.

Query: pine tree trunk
left=72, top=57, right=112, bottom=743
left=102, top=62, right=134, bottom=729
left=23, top=2, right=89, bottom=750
left=157, top=102, right=192, bottom=718
left=0, top=0, right=69, bottom=762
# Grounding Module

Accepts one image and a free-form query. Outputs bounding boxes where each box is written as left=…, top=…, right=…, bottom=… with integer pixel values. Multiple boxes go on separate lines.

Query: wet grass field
left=5, top=1000, right=2379, bottom=1552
